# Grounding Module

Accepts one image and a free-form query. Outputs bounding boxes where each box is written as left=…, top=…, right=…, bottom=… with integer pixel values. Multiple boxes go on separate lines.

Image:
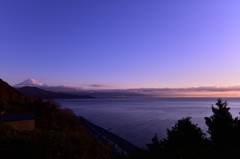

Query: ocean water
left=56, top=98, right=240, bottom=148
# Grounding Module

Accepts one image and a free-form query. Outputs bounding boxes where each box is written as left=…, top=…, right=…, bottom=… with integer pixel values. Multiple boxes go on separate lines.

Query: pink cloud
left=90, top=84, right=108, bottom=88
left=124, top=85, right=240, bottom=97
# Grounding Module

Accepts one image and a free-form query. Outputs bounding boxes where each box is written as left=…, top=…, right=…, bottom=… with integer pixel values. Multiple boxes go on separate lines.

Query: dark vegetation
left=18, top=86, right=96, bottom=99
left=129, top=98, right=240, bottom=159
left=0, top=79, right=112, bottom=159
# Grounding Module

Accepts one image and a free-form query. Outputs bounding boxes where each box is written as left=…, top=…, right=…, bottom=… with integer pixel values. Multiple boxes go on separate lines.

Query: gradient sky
left=1, top=0, right=240, bottom=96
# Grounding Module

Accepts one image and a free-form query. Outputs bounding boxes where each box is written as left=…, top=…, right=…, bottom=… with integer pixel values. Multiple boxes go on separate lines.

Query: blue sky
left=1, top=0, right=240, bottom=96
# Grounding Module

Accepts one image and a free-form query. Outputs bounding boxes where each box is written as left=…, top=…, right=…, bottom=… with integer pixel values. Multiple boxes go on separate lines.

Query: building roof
left=0, top=113, right=35, bottom=122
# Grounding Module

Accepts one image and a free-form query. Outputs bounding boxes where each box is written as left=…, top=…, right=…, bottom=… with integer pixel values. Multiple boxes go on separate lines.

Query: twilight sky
left=1, top=0, right=240, bottom=97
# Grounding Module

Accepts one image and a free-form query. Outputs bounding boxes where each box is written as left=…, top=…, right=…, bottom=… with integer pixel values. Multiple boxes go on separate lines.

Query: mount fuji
left=13, top=79, right=85, bottom=93
left=13, top=79, right=96, bottom=99
left=13, top=79, right=147, bottom=98
left=14, top=79, right=48, bottom=87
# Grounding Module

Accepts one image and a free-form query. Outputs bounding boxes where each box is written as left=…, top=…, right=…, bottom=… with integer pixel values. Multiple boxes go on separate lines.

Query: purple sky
left=1, top=0, right=240, bottom=96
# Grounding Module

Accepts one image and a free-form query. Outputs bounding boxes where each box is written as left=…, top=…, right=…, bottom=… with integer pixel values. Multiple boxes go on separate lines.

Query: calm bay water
left=56, top=98, right=240, bottom=148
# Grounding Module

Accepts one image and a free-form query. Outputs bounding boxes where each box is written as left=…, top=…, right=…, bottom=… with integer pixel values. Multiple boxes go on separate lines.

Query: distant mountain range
left=14, top=79, right=87, bottom=91
left=13, top=79, right=148, bottom=98
left=14, top=79, right=83, bottom=89
left=18, top=87, right=96, bottom=99
left=14, top=79, right=95, bottom=99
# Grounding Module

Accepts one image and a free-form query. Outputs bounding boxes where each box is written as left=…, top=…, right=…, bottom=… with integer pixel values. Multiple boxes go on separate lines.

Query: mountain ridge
left=18, top=86, right=96, bottom=99
left=14, top=79, right=83, bottom=90
left=13, top=79, right=148, bottom=98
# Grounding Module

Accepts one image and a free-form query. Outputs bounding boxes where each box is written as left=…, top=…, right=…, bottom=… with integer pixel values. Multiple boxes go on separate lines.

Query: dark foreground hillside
left=0, top=78, right=112, bottom=159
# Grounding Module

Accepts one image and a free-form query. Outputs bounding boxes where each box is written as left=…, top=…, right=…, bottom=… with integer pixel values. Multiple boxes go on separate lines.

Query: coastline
left=79, top=116, right=139, bottom=156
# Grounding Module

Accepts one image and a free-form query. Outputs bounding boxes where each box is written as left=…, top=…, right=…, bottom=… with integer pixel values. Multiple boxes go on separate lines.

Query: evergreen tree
left=145, top=134, right=163, bottom=159
left=205, top=98, right=240, bottom=158
left=161, top=117, right=208, bottom=159
left=146, top=117, right=208, bottom=159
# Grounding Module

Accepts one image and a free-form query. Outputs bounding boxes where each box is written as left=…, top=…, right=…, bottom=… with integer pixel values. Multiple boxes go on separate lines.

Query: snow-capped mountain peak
left=14, top=79, right=48, bottom=87
left=13, top=79, right=85, bottom=91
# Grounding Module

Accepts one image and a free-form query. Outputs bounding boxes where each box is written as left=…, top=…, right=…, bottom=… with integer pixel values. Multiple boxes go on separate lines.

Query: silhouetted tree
left=145, top=134, right=163, bottom=159
left=205, top=98, right=240, bottom=158
left=146, top=117, right=209, bottom=159
left=161, top=117, right=208, bottom=158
